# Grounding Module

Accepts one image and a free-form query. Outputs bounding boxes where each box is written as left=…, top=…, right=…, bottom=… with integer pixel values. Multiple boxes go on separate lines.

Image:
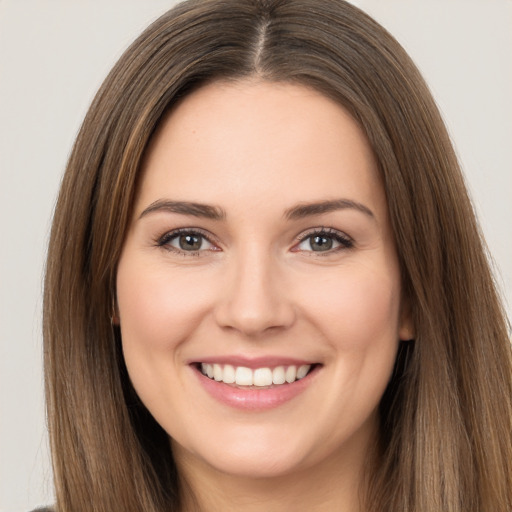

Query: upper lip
left=189, top=355, right=318, bottom=369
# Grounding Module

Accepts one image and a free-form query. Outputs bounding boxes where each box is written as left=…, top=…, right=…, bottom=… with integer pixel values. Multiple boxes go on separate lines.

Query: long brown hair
left=44, top=1, right=512, bottom=510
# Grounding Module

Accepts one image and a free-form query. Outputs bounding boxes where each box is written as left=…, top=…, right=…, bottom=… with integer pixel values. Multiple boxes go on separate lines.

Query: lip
left=191, top=362, right=320, bottom=411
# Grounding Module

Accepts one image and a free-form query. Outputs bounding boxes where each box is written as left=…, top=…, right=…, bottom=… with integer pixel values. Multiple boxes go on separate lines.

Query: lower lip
left=193, top=365, right=319, bottom=411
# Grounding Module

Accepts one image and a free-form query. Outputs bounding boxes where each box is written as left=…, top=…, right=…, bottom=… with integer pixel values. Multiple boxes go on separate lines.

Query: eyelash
left=294, top=227, right=354, bottom=254
left=155, top=228, right=218, bottom=256
left=155, top=227, right=354, bottom=256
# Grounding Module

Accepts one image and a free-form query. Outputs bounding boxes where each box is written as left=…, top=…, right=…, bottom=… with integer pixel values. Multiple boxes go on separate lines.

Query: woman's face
left=116, top=80, right=412, bottom=479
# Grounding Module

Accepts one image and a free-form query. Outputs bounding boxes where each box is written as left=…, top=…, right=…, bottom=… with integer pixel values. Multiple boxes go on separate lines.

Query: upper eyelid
left=158, top=227, right=217, bottom=241
left=295, top=226, right=352, bottom=241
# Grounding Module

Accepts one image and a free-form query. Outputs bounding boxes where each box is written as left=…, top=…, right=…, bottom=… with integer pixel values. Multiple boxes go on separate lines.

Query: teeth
left=297, top=364, right=310, bottom=379
left=223, top=364, right=235, bottom=384
left=200, top=363, right=312, bottom=386
left=253, top=368, right=272, bottom=386
left=235, top=366, right=253, bottom=386
left=285, top=365, right=297, bottom=383
left=213, top=364, right=223, bottom=381
left=272, top=366, right=286, bottom=385
left=202, top=363, right=214, bottom=379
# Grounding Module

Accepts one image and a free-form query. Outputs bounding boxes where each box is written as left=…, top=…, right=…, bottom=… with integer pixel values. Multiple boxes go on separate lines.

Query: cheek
left=296, top=263, right=402, bottom=350
left=116, top=258, right=214, bottom=353
left=296, top=263, right=401, bottom=428
left=115, top=255, right=216, bottom=430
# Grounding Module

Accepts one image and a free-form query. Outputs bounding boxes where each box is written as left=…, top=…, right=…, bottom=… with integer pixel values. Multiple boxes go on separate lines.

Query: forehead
left=136, top=80, right=385, bottom=219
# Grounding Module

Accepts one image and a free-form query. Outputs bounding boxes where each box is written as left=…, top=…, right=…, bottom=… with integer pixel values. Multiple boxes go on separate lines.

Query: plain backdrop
left=0, top=1, right=510, bottom=510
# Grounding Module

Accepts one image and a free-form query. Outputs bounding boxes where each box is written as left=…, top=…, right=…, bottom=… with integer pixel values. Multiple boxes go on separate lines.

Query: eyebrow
left=139, top=200, right=226, bottom=220
left=138, top=198, right=374, bottom=222
left=284, top=199, right=374, bottom=220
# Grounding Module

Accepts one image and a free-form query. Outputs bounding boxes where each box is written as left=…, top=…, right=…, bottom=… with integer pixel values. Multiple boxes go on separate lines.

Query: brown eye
left=178, top=234, right=203, bottom=251
left=158, top=230, right=215, bottom=253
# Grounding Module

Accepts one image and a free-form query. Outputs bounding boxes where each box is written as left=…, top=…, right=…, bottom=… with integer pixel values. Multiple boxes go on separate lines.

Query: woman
left=43, top=0, right=512, bottom=511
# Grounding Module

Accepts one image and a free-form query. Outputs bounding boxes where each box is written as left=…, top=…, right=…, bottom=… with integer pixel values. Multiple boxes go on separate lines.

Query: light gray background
left=1, top=1, right=510, bottom=510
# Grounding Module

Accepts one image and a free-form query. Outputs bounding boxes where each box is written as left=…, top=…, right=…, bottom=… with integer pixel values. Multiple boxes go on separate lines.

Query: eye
left=295, top=228, right=353, bottom=253
left=157, top=229, right=216, bottom=254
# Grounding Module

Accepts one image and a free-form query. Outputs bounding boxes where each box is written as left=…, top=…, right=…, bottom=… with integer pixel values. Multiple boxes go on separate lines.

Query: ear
left=398, top=299, right=414, bottom=341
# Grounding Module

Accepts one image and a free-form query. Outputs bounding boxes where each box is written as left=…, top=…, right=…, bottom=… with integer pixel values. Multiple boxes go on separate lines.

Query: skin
left=116, top=80, right=413, bottom=511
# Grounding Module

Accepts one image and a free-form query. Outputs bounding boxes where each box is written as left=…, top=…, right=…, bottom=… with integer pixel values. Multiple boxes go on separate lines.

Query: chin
left=172, top=427, right=313, bottom=480
left=213, top=452, right=306, bottom=479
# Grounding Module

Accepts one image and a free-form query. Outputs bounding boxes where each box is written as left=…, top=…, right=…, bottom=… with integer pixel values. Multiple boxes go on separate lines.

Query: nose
left=213, top=246, right=296, bottom=337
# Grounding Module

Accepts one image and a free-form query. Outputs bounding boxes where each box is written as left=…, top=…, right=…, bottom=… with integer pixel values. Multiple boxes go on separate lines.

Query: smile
left=200, top=363, right=312, bottom=387
left=192, top=360, right=320, bottom=410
